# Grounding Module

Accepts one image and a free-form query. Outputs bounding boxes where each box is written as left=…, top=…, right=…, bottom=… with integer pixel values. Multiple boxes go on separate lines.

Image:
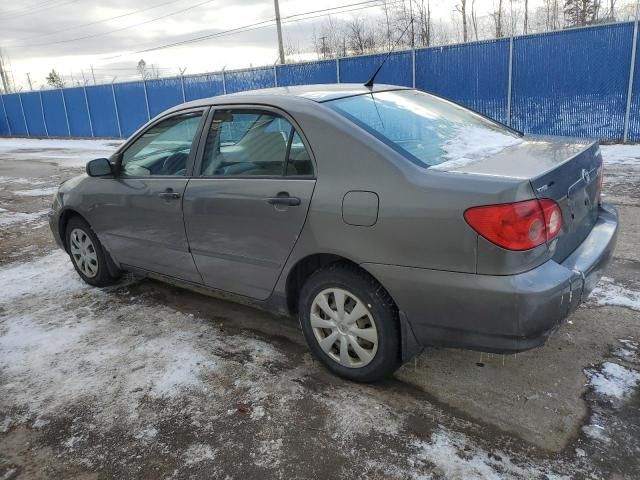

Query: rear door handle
left=267, top=192, right=301, bottom=206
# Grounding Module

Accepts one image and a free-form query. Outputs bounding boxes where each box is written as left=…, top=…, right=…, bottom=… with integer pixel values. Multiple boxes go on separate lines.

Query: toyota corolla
left=49, top=84, right=618, bottom=382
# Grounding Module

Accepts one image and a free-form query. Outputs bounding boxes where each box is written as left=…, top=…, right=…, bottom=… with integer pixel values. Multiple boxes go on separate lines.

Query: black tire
left=299, top=263, right=401, bottom=382
left=65, top=216, right=120, bottom=287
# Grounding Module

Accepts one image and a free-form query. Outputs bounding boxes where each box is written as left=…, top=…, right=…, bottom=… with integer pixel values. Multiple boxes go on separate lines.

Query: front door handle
left=158, top=189, right=181, bottom=200
left=267, top=192, right=301, bottom=207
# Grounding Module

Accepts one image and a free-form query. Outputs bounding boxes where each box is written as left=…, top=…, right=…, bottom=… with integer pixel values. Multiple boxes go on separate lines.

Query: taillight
left=464, top=199, right=562, bottom=251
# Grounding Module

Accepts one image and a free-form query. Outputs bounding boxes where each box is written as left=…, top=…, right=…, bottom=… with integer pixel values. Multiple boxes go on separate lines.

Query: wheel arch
left=284, top=253, right=396, bottom=316
left=286, top=252, right=423, bottom=365
left=58, top=208, right=87, bottom=253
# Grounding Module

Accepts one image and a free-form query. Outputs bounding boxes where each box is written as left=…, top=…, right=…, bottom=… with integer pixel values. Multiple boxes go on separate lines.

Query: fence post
left=273, top=65, right=278, bottom=87
left=336, top=57, right=340, bottom=83
left=0, top=94, right=12, bottom=136
left=60, top=88, right=71, bottom=137
left=412, top=49, right=416, bottom=88
left=18, top=93, right=30, bottom=137
left=83, top=86, right=94, bottom=137
left=39, top=91, right=49, bottom=137
left=222, top=68, right=227, bottom=94
left=141, top=79, right=151, bottom=121
left=111, top=82, right=123, bottom=137
left=506, top=36, right=514, bottom=127
left=623, top=5, right=639, bottom=142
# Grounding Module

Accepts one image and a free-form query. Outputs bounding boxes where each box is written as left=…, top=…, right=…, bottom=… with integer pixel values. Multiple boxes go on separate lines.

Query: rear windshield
left=326, top=90, right=521, bottom=168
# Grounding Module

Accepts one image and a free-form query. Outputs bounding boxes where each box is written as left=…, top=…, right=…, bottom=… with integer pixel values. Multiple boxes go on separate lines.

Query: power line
left=121, top=0, right=388, bottom=57
left=0, top=0, right=81, bottom=21
left=9, top=0, right=218, bottom=48
left=14, top=0, right=182, bottom=42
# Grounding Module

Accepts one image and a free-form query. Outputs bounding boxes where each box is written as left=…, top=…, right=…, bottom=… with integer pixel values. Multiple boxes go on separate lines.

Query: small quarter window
left=286, top=131, right=313, bottom=176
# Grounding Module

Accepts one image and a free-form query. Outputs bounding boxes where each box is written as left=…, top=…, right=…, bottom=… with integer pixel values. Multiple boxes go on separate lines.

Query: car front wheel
left=66, top=216, right=119, bottom=287
left=299, top=264, right=401, bottom=382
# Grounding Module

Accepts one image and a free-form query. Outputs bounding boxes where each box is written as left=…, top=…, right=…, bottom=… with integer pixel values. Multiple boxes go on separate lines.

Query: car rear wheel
left=299, top=264, right=401, bottom=382
left=66, top=216, right=120, bottom=287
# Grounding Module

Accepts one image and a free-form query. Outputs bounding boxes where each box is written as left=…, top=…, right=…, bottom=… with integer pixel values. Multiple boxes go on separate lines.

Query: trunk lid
left=442, top=138, right=603, bottom=262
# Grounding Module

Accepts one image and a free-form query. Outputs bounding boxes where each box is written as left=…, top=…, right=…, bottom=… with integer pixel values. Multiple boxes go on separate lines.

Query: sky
left=0, top=0, right=558, bottom=91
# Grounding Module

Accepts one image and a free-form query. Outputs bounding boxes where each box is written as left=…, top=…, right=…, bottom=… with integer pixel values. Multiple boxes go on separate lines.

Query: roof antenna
left=364, top=22, right=413, bottom=88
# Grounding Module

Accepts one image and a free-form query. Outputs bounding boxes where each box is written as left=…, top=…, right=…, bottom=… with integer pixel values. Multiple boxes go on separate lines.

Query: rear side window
left=200, top=109, right=313, bottom=177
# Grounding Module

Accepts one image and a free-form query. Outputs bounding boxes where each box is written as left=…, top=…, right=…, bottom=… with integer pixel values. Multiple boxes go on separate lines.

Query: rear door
left=93, top=108, right=207, bottom=283
left=183, top=106, right=316, bottom=300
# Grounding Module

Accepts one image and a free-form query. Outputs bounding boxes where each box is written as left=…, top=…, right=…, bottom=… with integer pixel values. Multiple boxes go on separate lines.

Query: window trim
left=193, top=104, right=316, bottom=180
left=112, top=106, right=210, bottom=179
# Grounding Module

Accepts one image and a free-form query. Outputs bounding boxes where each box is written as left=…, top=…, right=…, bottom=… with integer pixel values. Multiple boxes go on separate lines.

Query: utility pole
left=320, top=36, right=327, bottom=59
left=26, top=73, right=33, bottom=91
left=273, top=0, right=285, bottom=64
left=90, top=64, right=96, bottom=85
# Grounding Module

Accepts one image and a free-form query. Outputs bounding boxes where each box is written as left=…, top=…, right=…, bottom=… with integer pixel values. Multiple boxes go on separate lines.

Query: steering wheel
left=162, top=152, right=188, bottom=175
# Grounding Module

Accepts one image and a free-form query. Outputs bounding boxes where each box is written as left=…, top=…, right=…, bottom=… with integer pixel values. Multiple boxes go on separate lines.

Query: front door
left=92, top=109, right=207, bottom=283
left=183, top=107, right=316, bottom=300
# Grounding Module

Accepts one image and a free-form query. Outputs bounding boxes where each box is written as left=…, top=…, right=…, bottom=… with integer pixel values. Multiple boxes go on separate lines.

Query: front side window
left=201, top=109, right=313, bottom=177
left=327, top=90, right=521, bottom=168
left=120, top=112, right=203, bottom=177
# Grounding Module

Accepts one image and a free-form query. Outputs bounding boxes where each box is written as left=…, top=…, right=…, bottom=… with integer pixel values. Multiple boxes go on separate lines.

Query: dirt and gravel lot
left=0, top=138, right=639, bottom=479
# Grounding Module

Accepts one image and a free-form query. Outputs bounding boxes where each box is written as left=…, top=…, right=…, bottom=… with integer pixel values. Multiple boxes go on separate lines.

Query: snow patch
left=0, top=209, right=49, bottom=227
left=0, top=251, right=87, bottom=303
left=409, top=430, right=566, bottom=480
left=0, top=138, right=122, bottom=168
left=585, top=362, right=640, bottom=400
left=431, top=125, right=523, bottom=171
left=587, top=276, right=640, bottom=311
left=614, top=338, right=640, bottom=365
left=0, top=176, right=47, bottom=185
left=13, top=187, right=58, bottom=197
left=252, top=438, right=283, bottom=468
left=183, top=443, right=217, bottom=465
left=600, top=144, right=640, bottom=166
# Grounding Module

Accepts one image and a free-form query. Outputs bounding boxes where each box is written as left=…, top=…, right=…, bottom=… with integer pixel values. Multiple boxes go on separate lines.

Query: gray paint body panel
left=50, top=84, right=619, bottom=355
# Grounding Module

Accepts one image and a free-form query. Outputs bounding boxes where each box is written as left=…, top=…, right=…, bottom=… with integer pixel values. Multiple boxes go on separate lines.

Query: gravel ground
left=0, top=138, right=639, bottom=479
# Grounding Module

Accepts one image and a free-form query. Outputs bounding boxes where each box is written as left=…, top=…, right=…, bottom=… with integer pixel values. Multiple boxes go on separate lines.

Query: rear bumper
left=363, top=203, right=618, bottom=353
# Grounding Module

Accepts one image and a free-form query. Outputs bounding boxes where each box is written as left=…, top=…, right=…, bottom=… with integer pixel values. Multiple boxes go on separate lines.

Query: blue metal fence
left=1, top=21, right=639, bottom=142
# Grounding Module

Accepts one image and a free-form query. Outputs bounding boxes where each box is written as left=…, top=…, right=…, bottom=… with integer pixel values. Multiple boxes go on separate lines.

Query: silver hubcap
left=310, top=288, right=378, bottom=369
left=69, top=228, right=98, bottom=278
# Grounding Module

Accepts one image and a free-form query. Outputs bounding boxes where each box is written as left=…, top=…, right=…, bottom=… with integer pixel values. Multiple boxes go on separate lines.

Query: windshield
left=327, top=90, right=521, bottom=169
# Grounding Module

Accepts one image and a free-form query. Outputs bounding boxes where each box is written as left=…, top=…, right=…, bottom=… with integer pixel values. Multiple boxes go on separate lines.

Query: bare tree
left=417, top=0, right=433, bottom=46
left=381, top=0, right=393, bottom=50
left=456, top=0, right=468, bottom=42
left=471, top=0, right=480, bottom=40
left=346, top=18, right=377, bottom=55
left=491, top=0, right=504, bottom=37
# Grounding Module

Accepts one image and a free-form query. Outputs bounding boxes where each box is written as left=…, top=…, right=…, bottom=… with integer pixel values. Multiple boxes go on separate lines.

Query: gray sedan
left=49, top=84, right=618, bottom=382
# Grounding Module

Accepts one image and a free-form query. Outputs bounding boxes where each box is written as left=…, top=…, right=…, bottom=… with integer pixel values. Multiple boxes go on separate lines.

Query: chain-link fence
left=1, top=20, right=640, bottom=142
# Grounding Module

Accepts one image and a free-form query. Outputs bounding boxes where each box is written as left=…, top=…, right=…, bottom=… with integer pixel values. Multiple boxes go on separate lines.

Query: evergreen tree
left=564, top=0, right=596, bottom=26
left=45, top=69, right=65, bottom=88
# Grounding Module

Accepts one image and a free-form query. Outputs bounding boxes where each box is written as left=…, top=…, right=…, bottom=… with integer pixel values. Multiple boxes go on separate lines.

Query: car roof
left=175, top=83, right=411, bottom=111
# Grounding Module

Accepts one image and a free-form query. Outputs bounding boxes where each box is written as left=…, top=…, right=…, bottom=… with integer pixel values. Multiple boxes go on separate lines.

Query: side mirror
left=86, top=158, right=113, bottom=177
